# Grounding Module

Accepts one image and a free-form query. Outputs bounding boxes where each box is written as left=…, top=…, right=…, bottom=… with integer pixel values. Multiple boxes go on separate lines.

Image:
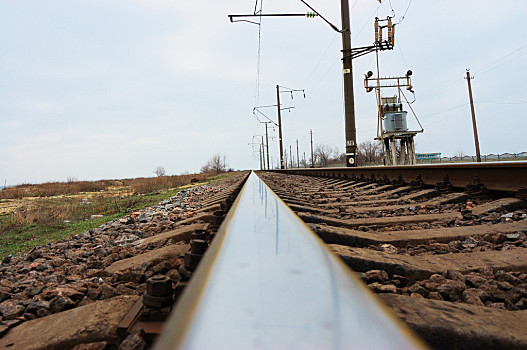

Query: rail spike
left=435, top=174, right=453, bottom=193
left=392, top=174, right=405, bottom=186
left=466, top=175, right=488, bottom=196
left=410, top=174, right=424, bottom=189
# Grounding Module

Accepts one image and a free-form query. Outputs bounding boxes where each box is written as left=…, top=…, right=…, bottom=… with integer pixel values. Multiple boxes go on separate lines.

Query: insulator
left=374, top=20, right=379, bottom=42
left=387, top=18, right=393, bottom=44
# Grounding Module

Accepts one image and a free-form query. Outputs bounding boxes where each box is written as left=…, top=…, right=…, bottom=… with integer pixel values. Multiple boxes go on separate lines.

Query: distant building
left=416, top=153, right=441, bottom=160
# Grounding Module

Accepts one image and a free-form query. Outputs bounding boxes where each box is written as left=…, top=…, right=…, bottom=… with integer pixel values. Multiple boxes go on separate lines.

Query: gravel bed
left=362, top=268, right=527, bottom=311
left=0, top=179, right=233, bottom=340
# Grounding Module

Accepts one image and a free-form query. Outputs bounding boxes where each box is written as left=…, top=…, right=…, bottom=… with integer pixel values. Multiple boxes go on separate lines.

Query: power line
left=423, top=108, right=465, bottom=127
left=475, top=43, right=527, bottom=76
left=305, top=2, right=383, bottom=91
left=420, top=43, right=527, bottom=101
left=353, top=3, right=382, bottom=40
left=397, top=39, right=410, bottom=69
left=476, top=99, right=527, bottom=105
left=418, top=78, right=464, bottom=102
left=475, top=43, right=527, bottom=71
left=397, top=0, right=412, bottom=24
left=303, top=33, right=339, bottom=85
left=387, top=0, right=395, bottom=16
left=381, top=0, right=394, bottom=18
left=419, top=103, right=468, bottom=120
left=307, top=57, right=340, bottom=92
left=478, top=95, right=527, bottom=102
left=299, top=0, right=341, bottom=33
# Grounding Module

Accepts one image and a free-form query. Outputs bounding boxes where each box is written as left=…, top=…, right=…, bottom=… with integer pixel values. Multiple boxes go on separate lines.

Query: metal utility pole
left=290, top=145, right=293, bottom=168
left=261, top=136, right=266, bottom=169
left=265, top=123, right=270, bottom=169
left=296, top=139, right=300, bottom=168
left=465, top=70, right=481, bottom=163
left=340, top=0, right=357, bottom=167
left=310, top=129, right=314, bottom=167
left=276, top=85, right=285, bottom=169
left=259, top=142, right=263, bottom=170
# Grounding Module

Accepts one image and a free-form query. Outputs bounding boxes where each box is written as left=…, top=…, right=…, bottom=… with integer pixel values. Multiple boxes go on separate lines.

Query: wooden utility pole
left=310, top=129, right=314, bottom=167
left=340, top=0, right=357, bottom=167
left=276, top=85, right=285, bottom=169
left=465, top=70, right=481, bottom=162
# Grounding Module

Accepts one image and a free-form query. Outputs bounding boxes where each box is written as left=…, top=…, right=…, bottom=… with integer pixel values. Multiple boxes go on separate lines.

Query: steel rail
left=272, top=162, right=527, bottom=192
left=153, top=172, right=425, bottom=349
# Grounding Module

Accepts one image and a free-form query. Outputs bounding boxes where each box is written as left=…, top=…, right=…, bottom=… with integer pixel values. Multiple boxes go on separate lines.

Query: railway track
left=253, top=166, right=527, bottom=349
left=1, top=165, right=526, bottom=349
left=154, top=164, right=527, bottom=350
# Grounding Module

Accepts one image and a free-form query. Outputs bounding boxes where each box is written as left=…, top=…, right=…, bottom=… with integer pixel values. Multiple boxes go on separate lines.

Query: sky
left=1, top=0, right=526, bottom=184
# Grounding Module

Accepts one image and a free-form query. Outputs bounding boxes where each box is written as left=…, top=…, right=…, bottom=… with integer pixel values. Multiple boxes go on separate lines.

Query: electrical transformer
left=383, top=111, right=408, bottom=132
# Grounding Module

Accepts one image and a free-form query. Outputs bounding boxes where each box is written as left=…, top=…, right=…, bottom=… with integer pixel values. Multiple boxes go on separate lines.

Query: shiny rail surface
left=273, top=162, right=527, bottom=192
left=153, top=172, right=424, bottom=349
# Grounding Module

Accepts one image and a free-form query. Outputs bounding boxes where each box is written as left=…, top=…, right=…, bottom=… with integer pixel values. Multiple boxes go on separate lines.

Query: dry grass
left=124, top=174, right=209, bottom=195
left=2, top=195, right=139, bottom=231
left=0, top=173, right=211, bottom=200
left=0, top=180, right=115, bottom=199
left=0, top=172, right=214, bottom=232
left=0, top=171, right=238, bottom=257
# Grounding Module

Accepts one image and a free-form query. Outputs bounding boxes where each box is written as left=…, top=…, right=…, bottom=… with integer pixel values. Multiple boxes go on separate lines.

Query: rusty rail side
left=270, top=162, right=527, bottom=192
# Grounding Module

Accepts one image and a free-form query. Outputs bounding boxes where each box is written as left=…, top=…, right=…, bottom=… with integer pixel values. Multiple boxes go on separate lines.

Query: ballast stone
left=0, top=295, right=138, bottom=350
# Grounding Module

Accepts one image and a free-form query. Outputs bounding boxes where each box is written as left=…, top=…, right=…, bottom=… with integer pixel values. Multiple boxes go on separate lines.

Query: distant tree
left=201, top=154, right=227, bottom=174
left=455, top=150, right=466, bottom=158
left=314, top=144, right=338, bottom=167
left=153, top=166, right=166, bottom=177
left=356, top=141, right=383, bottom=165
left=455, top=150, right=467, bottom=163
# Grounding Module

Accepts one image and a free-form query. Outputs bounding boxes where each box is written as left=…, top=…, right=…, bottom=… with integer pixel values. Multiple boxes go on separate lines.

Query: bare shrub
left=314, top=145, right=339, bottom=167
left=201, top=154, right=227, bottom=174
left=356, top=141, right=383, bottom=166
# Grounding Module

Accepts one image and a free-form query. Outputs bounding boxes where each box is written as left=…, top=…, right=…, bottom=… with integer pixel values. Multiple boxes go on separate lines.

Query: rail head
left=153, top=171, right=426, bottom=349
